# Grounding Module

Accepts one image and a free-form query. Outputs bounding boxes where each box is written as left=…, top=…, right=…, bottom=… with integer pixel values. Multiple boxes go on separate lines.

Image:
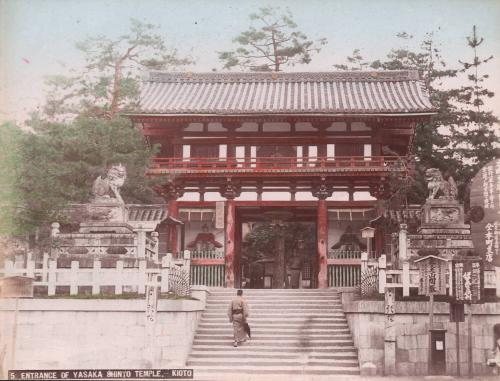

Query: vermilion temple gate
left=127, top=70, right=436, bottom=288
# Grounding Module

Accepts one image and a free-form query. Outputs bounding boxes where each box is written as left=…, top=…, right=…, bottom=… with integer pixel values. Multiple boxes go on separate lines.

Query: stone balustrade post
left=115, top=260, right=124, bottom=295
left=92, top=260, right=101, bottom=295
left=160, top=254, right=172, bottom=293
left=398, top=224, right=408, bottom=265
left=48, top=260, right=57, bottom=296
left=26, top=260, right=35, bottom=278
left=136, top=227, right=147, bottom=259
left=138, top=260, right=147, bottom=294
left=151, top=232, right=159, bottom=263
left=4, top=260, right=14, bottom=277
left=402, top=261, right=410, bottom=297
left=70, top=261, right=79, bottom=295
left=42, top=253, right=49, bottom=282
left=378, top=254, right=387, bottom=294
left=361, top=251, right=368, bottom=274
left=50, top=222, right=60, bottom=238
left=183, top=249, right=191, bottom=279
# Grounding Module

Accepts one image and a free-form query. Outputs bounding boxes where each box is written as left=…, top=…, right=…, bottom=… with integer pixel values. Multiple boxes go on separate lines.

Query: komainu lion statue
left=91, top=164, right=127, bottom=204
left=425, top=168, right=458, bottom=201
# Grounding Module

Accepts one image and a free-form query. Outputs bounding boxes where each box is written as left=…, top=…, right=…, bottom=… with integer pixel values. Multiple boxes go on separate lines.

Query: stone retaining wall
left=0, top=287, right=209, bottom=377
left=342, top=295, right=500, bottom=376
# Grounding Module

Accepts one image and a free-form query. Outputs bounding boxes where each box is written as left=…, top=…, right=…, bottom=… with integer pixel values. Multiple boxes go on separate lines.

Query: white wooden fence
left=361, top=254, right=500, bottom=297
left=1, top=252, right=191, bottom=296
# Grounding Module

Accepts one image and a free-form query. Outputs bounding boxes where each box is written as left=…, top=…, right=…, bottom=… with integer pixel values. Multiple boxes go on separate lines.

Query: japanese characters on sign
left=470, top=158, right=500, bottom=266
left=417, top=257, right=447, bottom=296
left=145, top=275, right=159, bottom=324
left=451, top=257, right=484, bottom=304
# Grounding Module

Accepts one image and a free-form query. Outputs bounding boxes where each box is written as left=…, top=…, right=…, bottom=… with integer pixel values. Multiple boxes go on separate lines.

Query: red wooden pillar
left=317, top=199, right=328, bottom=289
left=168, top=200, right=178, bottom=256
left=220, top=178, right=241, bottom=288
left=225, top=199, right=236, bottom=288
left=234, top=217, right=242, bottom=288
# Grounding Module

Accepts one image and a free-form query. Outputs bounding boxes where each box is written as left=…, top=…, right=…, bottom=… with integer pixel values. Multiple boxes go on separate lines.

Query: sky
left=1, top=0, right=500, bottom=123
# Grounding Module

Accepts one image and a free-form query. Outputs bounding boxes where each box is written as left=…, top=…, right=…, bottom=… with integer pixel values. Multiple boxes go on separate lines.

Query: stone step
left=206, top=303, right=342, bottom=312
left=199, top=318, right=348, bottom=323
left=207, top=301, right=342, bottom=306
left=188, top=359, right=359, bottom=367
left=207, top=294, right=342, bottom=302
left=189, top=352, right=358, bottom=360
left=202, top=310, right=345, bottom=315
left=190, top=345, right=357, bottom=353
left=197, top=323, right=349, bottom=329
left=192, top=340, right=355, bottom=347
left=189, top=289, right=358, bottom=376
left=194, top=333, right=351, bottom=344
left=196, top=328, right=351, bottom=335
left=190, top=365, right=360, bottom=376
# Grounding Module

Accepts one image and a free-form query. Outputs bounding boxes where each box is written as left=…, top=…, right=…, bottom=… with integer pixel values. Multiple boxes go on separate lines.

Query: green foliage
left=242, top=222, right=316, bottom=262
left=0, top=123, right=23, bottom=236
left=13, top=117, right=160, bottom=234
left=44, top=18, right=192, bottom=120
left=333, top=49, right=369, bottom=71
left=447, top=25, right=499, bottom=190
left=218, top=7, right=327, bottom=72
left=334, top=28, right=499, bottom=205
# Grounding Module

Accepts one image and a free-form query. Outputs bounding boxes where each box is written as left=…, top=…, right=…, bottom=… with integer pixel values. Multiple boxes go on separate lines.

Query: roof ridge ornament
left=147, top=70, right=421, bottom=83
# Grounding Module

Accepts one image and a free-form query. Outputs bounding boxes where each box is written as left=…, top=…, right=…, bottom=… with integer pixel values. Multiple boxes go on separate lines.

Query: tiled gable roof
left=135, top=70, right=436, bottom=115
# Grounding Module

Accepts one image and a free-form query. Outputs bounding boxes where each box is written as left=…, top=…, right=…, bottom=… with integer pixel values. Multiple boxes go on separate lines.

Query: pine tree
left=44, top=19, right=192, bottom=121
left=337, top=32, right=460, bottom=204
left=333, top=49, right=369, bottom=71
left=218, top=7, right=327, bottom=71
left=449, top=25, right=499, bottom=186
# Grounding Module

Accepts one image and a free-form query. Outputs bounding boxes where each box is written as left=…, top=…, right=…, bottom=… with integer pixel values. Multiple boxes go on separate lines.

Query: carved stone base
left=408, top=199, right=474, bottom=260
left=87, top=203, right=128, bottom=223
left=421, top=199, right=464, bottom=225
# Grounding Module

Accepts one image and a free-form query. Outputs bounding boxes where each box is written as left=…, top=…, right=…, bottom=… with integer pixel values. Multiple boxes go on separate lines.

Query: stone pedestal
left=409, top=200, right=474, bottom=260
left=87, top=202, right=128, bottom=223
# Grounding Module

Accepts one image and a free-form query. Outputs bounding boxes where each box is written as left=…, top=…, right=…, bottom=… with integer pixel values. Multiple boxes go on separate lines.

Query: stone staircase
left=187, top=289, right=360, bottom=378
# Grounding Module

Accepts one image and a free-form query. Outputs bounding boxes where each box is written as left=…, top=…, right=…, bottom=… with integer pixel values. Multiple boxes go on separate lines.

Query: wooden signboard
left=451, top=257, right=484, bottom=304
left=414, top=256, right=447, bottom=296
left=470, top=159, right=500, bottom=267
left=449, top=303, right=465, bottom=322
left=0, top=276, right=34, bottom=298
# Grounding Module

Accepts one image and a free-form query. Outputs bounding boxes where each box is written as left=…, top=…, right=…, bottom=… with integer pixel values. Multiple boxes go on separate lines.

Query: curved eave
left=124, top=111, right=437, bottom=120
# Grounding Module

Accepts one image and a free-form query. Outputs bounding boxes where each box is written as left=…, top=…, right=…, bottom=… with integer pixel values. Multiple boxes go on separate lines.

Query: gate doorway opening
left=237, top=206, right=317, bottom=289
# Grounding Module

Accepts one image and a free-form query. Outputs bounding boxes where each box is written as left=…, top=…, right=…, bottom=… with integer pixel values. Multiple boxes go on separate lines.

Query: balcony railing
left=149, top=156, right=401, bottom=174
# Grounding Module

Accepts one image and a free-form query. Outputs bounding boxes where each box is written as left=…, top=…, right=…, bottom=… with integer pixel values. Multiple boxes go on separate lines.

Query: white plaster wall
left=0, top=299, right=204, bottom=374
left=343, top=299, right=500, bottom=376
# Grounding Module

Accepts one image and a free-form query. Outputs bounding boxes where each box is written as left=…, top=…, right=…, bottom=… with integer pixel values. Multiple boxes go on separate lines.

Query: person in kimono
left=228, top=289, right=249, bottom=347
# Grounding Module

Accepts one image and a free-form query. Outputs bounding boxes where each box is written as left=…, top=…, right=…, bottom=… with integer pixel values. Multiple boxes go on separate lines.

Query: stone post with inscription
left=384, top=286, right=396, bottom=375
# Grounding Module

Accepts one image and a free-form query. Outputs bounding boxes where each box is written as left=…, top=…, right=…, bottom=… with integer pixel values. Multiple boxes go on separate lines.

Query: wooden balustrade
left=190, top=250, right=225, bottom=259
left=1, top=252, right=191, bottom=296
left=190, top=265, right=225, bottom=287
left=150, top=155, right=400, bottom=173
left=327, top=264, right=361, bottom=288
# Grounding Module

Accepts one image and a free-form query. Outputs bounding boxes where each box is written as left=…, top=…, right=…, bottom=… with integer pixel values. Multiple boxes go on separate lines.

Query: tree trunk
left=271, top=30, right=280, bottom=72
left=109, top=61, right=122, bottom=118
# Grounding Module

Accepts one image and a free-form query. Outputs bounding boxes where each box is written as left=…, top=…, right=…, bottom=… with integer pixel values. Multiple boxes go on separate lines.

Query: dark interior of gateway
left=172, top=204, right=378, bottom=289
